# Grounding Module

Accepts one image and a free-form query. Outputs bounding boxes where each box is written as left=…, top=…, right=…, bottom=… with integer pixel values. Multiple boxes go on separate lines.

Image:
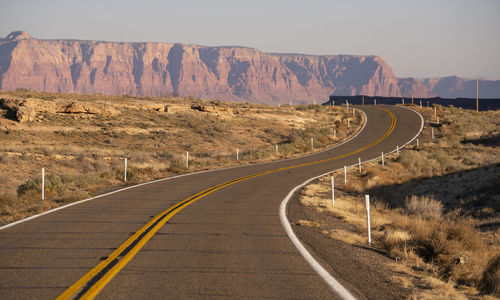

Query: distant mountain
left=0, top=31, right=499, bottom=103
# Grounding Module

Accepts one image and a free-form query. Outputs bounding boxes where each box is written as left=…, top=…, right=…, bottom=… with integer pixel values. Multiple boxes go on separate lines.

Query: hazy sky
left=1, top=0, right=499, bottom=79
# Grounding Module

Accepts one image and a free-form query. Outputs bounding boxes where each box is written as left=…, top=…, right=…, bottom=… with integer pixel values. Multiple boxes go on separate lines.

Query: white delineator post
left=311, top=137, right=314, bottom=150
left=396, top=145, right=400, bottom=156
left=186, top=152, right=189, bottom=167
left=124, top=158, right=127, bottom=182
left=346, top=101, right=349, bottom=113
left=374, top=99, right=377, bottom=106
left=42, top=168, right=45, bottom=200
left=434, top=106, right=437, bottom=117
left=402, top=98, right=405, bottom=105
left=331, top=174, right=335, bottom=206
left=236, top=148, right=239, bottom=161
left=365, top=195, right=371, bottom=245
left=352, top=109, right=355, bottom=117
left=358, top=157, right=362, bottom=173
left=381, top=152, right=385, bottom=167
left=420, top=100, right=422, bottom=108
left=416, top=138, right=420, bottom=148
left=432, top=128, right=435, bottom=139
left=344, top=166, right=347, bottom=187
left=334, top=129, right=336, bottom=138
left=275, top=144, right=278, bottom=155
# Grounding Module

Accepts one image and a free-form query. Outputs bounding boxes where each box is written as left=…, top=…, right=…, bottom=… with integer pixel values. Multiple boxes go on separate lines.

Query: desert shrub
left=405, top=195, right=443, bottom=220
left=478, top=254, right=500, bottom=296
left=382, top=230, right=411, bottom=254
left=17, top=178, right=42, bottom=196
left=168, top=160, right=187, bottom=173
left=390, top=213, right=483, bottom=282
left=155, top=151, right=174, bottom=160
left=397, top=150, right=425, bottom=170
left=17, top=173, right=108, bottom=201
left=317, top=135, right=330, bottom=145
left=428, top=148, right=462, bottom=173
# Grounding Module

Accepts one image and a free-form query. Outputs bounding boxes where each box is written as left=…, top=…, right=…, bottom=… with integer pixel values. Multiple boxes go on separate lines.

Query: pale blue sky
left=1, top=0, right=499, bottom=79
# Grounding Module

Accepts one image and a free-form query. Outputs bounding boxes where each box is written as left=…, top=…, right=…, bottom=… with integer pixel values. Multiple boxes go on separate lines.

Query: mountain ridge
left=1, top=31, right=499, bottom=103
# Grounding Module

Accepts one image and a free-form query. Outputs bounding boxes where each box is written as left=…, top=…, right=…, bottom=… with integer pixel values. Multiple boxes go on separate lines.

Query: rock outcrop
left=0, top=96, right=118, bottom=122
left=0, top=32, right=499, bottom=103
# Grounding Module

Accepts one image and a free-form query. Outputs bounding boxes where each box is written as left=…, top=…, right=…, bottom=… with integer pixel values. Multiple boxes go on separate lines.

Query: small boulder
left=191, top=104, right=216, bottom=112
left=64, top=102, right=87, bottom=113
left=15, top=107, right=36, bottom=122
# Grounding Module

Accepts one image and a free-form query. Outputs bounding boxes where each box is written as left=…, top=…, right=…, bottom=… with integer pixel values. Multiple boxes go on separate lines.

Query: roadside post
left=311, top=137, right=314, bottom=150
left=275, top=144, right=278, bottom=155
left=124, top=158, right=127, bottom=182
left=236, top=148, right=239, bottom=161
left=331, top=174, right=335, bottom=206
left=42, top=168, right=45, bottom=200
left=365, top=195, right=371, bottom=245
left=396, top=145, right=400, bottom=156
left=432, top=128, right=435, bottom=139
left=186, top=152, right=189, bottom=168
left=344, top=166, right=347, bottom=188
left=358, top=157, right=362, bottom=173
left=381, top=152, right=384, bottom=167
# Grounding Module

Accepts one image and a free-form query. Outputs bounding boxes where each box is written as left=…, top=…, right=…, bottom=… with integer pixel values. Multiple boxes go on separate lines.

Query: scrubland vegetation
left=299, top=105, right=500, bottom=298
left=0, top=90, right=362, bottom=224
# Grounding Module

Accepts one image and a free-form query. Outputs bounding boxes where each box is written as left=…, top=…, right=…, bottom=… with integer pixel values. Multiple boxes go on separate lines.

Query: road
left=0, top=105, right=422, bottom=299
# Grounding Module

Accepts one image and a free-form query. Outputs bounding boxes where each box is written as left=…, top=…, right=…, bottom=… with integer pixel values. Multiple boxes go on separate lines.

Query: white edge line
left=0, top=107, right=367, bottom=231
left=278, top=106, right=424, bottom=300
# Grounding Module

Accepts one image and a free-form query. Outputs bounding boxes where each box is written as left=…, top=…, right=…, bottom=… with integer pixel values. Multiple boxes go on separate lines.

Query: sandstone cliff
left=0, top=31, right=499, bottom=103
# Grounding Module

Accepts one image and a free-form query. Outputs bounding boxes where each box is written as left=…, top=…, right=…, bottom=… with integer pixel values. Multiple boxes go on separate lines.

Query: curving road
left=0, top=105, right=422, bottom=299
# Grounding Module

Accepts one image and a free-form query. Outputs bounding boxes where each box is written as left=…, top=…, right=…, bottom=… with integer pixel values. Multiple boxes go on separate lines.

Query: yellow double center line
left=58, top=108, right=396, bottom=299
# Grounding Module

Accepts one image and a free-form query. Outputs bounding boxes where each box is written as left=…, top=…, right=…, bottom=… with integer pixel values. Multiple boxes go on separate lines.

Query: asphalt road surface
left=0, top=105, right=422, bottom=299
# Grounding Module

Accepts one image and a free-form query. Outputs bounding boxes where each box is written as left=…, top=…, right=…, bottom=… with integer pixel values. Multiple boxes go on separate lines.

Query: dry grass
left=479, top=255, right=500, bottom=297
left=298, top=105, right=500, bottom=298
left=296, top=219, right=321, bottom=227
left=0, top=90, right=363, bottom=225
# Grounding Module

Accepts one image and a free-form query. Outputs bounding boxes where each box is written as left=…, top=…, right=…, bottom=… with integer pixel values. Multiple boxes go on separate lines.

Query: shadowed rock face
left=0, top=32, right=499, bottom=103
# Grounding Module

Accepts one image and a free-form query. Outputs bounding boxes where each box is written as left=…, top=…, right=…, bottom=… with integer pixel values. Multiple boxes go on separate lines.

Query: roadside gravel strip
left=280, top=177, right=357, bottom=300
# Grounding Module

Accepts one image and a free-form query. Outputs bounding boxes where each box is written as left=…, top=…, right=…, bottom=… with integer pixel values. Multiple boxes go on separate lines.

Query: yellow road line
left=58, top=107, right=396, bottom=300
